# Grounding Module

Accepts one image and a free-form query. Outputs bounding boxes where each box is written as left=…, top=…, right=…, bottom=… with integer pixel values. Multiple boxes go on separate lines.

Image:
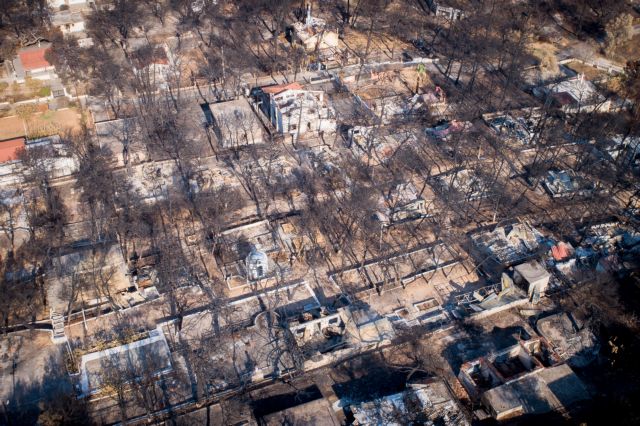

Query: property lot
left=0, top=107, right=83, bottom=140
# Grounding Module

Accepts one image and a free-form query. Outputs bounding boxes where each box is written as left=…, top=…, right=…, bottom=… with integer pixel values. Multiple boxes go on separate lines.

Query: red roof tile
left=0, top=138, right=26, bottom=163
left=19, top=47, right=51, bottom=71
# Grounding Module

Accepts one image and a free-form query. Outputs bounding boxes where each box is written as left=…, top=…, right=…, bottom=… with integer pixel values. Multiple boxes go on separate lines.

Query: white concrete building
left=48, top=0, right=87, bottom=8
left=255, top=82, right=336, bottom=139
left=51, top=10, right=86, bottom=34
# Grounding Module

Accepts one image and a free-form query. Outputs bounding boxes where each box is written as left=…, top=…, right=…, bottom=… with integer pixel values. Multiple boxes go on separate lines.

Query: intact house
left=512, top=260, right=552, bottom=302
left=4, top=42, right=57, bottom=84
left=533, top=76, right=611, bottom=113
left=202, top=97, right=266, bottom=149
left=542, top=170, right=596, bottom=198
left=216, top=219, right=288, bottom=290
left=458, top=339, right=588, bottom=421
left=253, top=82, right=336, bottom=139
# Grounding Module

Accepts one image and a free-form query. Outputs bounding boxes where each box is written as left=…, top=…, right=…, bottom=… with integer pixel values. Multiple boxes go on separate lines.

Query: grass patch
left=37, top=86, right=51, bottom=97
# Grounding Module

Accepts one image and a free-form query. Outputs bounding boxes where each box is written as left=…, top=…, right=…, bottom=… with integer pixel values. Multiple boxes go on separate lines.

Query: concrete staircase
left=50, top=309, right=67, bottom=344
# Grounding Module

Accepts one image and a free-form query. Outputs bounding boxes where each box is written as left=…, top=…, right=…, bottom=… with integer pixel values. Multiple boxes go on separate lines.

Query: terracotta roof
left=552, top=92, right=575, bottom=106
left=0, top=138, right=26, bottom=163
left=19, top=47, right=51, bottom=71
left=262, top=82, right=303, bottom=95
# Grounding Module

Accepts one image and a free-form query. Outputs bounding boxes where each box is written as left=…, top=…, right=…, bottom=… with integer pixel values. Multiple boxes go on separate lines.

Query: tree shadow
left=441, top=323, right=531, bottom=375
left=4, top=350, right=91, bottom=425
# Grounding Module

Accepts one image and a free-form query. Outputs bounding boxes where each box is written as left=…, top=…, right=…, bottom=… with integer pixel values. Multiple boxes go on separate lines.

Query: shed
left=245, top=247, right=269, bottom=281
left=513, top=261, right=551, bottom=301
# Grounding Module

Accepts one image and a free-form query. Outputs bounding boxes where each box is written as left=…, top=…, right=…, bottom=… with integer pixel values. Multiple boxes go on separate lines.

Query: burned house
left=331, top=242, right=460, bottom=295
left=375, top=182, right=429, bottom=225
left=484, top=112, right=538, bottom=146
left=290, top=5, right=340, bottom=57
left=347, top=126, right=417, bottom=166
left=95, top=118, right=147, bottom=167
left=427, top=1, right=466, bottom=20
left=79, top=327, right=173, bottom=396
left=287, top=307, right=346, bottom=356
left=262, top=396, right=340, bottom=426
left=346, top=67, right=445, bottom=125
left=575, top=222, right=640, bottom=274
left=543, top=170, right=596, bottom=198
left=453, top=273, right=529, bottom=318
left=458, top=339, right=587, bottom=421
left=425, top=120, right=470, bottom=140
left=596, top=134, right=640, bottom=168
left=278, top=218, right=327, bottom=262
left=536, top=313, right=598, bottom=368
left=162, top=281, right=320, bottom=390
left=436, top=168, right=490, bottom=201
left=132, top=45, right=173, bottom=89
left=204, top=97, right=265, bottom=148
left=470, top=223, right=544, bottom=276
left=348, top=378, right=469, bottom=426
